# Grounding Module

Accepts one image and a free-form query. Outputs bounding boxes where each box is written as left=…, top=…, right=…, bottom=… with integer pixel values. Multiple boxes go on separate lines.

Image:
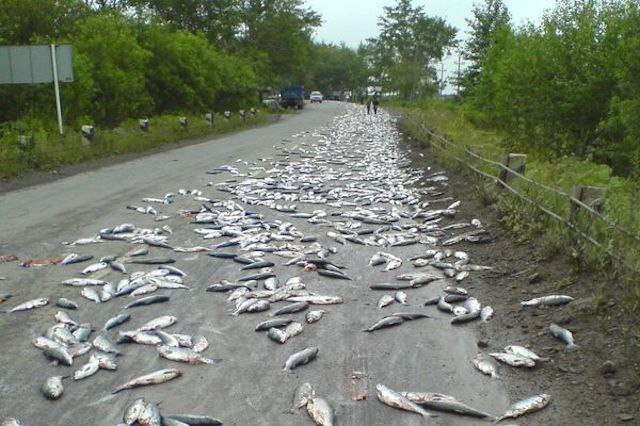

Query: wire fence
left=403, top=113, right=640, bottom=277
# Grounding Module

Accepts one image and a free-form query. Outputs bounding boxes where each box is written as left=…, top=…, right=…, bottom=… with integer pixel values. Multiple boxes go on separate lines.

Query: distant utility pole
left=456, top=52, right=462, bottom=96
left=440, top=61, right=444, bottom=97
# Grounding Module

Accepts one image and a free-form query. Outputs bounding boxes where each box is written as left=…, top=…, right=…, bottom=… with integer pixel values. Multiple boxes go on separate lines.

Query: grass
left=393, top=98, right=640, bottom=318
left=0, top=111, right=270, bottom=180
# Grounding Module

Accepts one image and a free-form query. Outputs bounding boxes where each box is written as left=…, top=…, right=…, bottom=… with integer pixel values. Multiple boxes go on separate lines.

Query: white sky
left=304, top=0, right=557, bottom=92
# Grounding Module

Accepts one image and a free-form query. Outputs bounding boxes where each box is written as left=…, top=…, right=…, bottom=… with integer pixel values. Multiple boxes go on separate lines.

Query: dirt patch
left=401, top=134, right=639, bottom=425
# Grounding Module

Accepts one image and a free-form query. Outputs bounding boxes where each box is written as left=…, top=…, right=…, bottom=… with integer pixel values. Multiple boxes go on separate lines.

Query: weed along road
left=1, top=101, right=535, bottom=426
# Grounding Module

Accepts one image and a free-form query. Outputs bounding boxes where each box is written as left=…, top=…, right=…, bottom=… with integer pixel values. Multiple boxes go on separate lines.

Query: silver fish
left=497, top=393, right=551, bottom=422
left=505, top=345, right=550, bottom=362
left=286, top=295, right=343, bottom=305
left=104, top=313, right=131, bottom=330
left=394, top=291, right=408, bottom=305
left=93, top=333, right=122, bottom=355
left=489, top=352, right=536, bottom=368
left=549, top=323, right=578, bottom=349
left=472, top=353, right=498, bottom=378
left=377, top=295, right=395, bottom=309
left=284, top=322, right=303, bottom=339
left=93, top=352, right=118, bottom=370
left=81, top=261, right=108, bottom=275
left=54, top=310, right=78, bottom=327
left=137, top=315, right=177, bottom=331
left=521, top=295, right=573, bottom=307
left=270, top=301, right=309, bottom=316
left=41, top=376, right=65, bottom=400
left=307, top=397, right=335, bottom=426
left=192, top=335, right=209, bottom=353
left=55, top=297, right=79, bottom=310
left=293, top=382, right=316, bottom=409
left=268, top=327, right=288, bottom=344
left=123, top=398, right=146, bottom=425
left=363, top=315, right=404, bottom=332
left=306, top=310, right=326, bottom=324
left=9, top=297, right=48, bottom=312
left=61, top=278, right=106, bottom=286
left=138, top=401, right=162, bottom=426
left=74, top=356, right=100, bottom=380
left=157, top=345, right=215, bottom=365
left=284, top=346, right=319, bottom=371
left=81, top=287, right=102, bottom=303
left=376, top=383, right=434, bottom=417
left=401, top=392, right=494, bottom=419
left=112, top=368, right=182, bottom=393
left=480, top=306, right=494, bottom=322
left=72, top=325, right=93, bottom=343
left=43, top=346, right=73, bottom=366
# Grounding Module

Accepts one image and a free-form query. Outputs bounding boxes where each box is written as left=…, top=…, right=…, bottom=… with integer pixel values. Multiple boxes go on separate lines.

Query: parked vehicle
left=280, top=85, right=304, bottom=109
left=310, top=91, right=323, bottom=103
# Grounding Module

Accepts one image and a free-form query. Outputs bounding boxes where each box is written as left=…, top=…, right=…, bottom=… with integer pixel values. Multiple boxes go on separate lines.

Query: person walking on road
left=366, top=98, right=372, bottom=115
left=372, top=95, right=380, bottom=114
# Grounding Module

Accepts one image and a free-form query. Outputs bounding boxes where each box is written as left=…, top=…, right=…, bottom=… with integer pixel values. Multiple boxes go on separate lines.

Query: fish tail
left=567, top=343, right=579, bottom=350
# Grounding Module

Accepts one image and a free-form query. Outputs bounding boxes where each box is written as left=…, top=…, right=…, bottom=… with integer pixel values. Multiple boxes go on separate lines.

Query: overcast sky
left=304, top=0, right=557, bottom=92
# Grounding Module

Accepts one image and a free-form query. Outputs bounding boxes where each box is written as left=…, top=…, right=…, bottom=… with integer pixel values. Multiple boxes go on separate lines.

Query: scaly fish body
left=376, top=384, right=434, bottom=417
left=284, top=346, right=319, bottom=372
left=497, top=394, right=551, bottom=422
left=112, top=368, right=182, bottom=394
left=9, top=297, right=48, bottom=312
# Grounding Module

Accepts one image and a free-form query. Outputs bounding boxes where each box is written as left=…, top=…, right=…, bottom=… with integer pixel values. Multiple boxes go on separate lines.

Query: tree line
left=460, top=0, right=640, bottom=177
left=0, top=0, right=370, bottom=127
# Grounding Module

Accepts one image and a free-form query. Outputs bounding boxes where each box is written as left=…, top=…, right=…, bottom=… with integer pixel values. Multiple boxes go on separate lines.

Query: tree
left=367, top=0, right=456, bottom=99
left=461, top=0, right=511, bottom=97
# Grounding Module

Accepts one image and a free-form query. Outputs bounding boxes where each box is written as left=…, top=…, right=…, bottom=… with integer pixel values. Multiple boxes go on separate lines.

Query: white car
left=309, top=91, right=323, bottom=103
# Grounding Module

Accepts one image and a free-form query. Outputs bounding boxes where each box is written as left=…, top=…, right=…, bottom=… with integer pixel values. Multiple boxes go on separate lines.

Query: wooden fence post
left=498, top=153, right=527, bottom=187
left=569, top=185, right=606, bottom=222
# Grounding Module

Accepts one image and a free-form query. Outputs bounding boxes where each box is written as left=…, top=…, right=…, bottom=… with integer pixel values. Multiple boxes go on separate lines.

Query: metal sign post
left=0, top=44, right=73, bottom=135
left=50, top=44, right=64, bottom=135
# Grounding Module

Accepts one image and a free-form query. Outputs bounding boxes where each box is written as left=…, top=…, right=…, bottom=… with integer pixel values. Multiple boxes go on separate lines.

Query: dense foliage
left=0, top=0, right=327, bottom=127
left=462, top=0, right=640, bottom=177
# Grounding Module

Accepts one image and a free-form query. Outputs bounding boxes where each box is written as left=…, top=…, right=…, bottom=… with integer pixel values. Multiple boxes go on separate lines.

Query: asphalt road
left=0, top=102, right=510, bottom=425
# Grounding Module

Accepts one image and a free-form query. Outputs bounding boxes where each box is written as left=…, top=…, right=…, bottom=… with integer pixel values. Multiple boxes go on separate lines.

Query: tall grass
left=395, top=99, right=640, bottom=319
left=0, top=111, right=269, bottom=180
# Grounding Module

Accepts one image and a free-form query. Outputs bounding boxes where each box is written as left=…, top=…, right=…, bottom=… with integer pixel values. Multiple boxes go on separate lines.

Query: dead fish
left=118, top=330, right=163, bottom=346
left=369, top=282, right=415, bottom=290
left=505, top=345, right=550, bottom=362
left=472, top=353, right=498, bottom=378
left=93, top=352, right=118, bottom=370
left=93, top=333, right=122, bottom=355
left=394, top=291, right=408, bottom=305
left=451, top=310, right=480, bottom=324
left=293, top=382, right=316, bottom=409
left=286, top=295, right=343, bottom=305
left=239, top=271, right=276, bottom=281
left=231, top=299, right=270, bottom=316
left=43, top=346, right=73, bottom=366
left=41, top=376, right=65, bottom=400
left=264, top=277, right=280, bottom=291
left=81, top=261, right=108, bottom=275
left=123, top=398, right=146, bottom=425
left=521, top=295, right=574, bottom=307
left=54, top=310, right=78, bottom=327
left=61, top=278, right=106, bottom=286
left=369, top=252, right=386, bottom=266
left=9, top=297, right=49, bottom=313
left=192, top=335, right=209, bottom=353
left=138, top=401, right=162, bottom=426
left=68, top=342, right=92, bottom=358
left=74, top=356, right=100, bottom=380
left=110, top=261, right=127, bottom=273
left=123, top=295, right=170, bottom=309
left=112, top=368, right=182, bottom=393
left=401, top=392, right=494, bottom=419
left=496, top=393, right=551, bottom=422
left=363, top=315, right=404, bottom=332
left=549, top=323, right=578, bottom=349
left=480, top=306, right=494, bottom=322
left=443, top=286, right=468, bottom=296
left=391, top=312, right=431, bottom=321
left=104, top=313, right=131, bottom=330
left=1, top=418, right=24, bottom=426
left=271, top=302, right=309, bottom=316
left=317, top=269, right=351, bottom=280
left=55, top=298, right=78, bottom=310
left=127, top=257, right=176, bottom=265
left=255, top=317, right=293, bottom=331
left=163, top=415, right=222, bottom=426
left=61, top=253, right=93, bottom=265
left=284, top=322, right=303, bottom=339
left=377, top=295, right=395, bottom=309
left=157, top=345, right=215, bottom=365
left=137, top=315, right=177, bottom=331
left=305, top=310, right=326, bottom=324
left=307, top=397, right=335, bottom=425
left=283, top=346, right=319, bottom=372
left=376, top=384, right=434, bottom=417
left=80, top=287, right=102, bottom=303
left=489, top=352, right=536, bottom=368
left=241, top=260, right=275, bottom=270
left=268, top=327, right=288, bottom=344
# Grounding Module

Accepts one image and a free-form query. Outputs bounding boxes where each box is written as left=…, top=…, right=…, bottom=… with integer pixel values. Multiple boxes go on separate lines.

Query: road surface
left=0, top=102, right=510, bottom=425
